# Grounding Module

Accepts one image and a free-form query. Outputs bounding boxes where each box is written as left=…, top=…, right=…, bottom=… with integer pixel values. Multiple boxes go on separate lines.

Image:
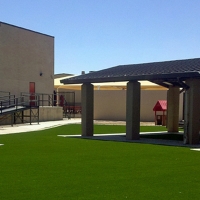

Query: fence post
left=42, top=94, right=43, bottom=106
left=16, top=98, right=18, bottom=109
left=38, top=95, right=40, bottom=107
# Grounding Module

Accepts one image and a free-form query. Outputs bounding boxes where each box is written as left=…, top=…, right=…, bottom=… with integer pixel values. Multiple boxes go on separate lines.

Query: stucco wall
left=0, top=22, right=54, bottom=97
left=93, top=90, right=183, bottom=122
left=38, top=107, right=63, bottom=122
left=55, top=88, right=183, bottom=122
left=94, top=90, right=126, bottom=121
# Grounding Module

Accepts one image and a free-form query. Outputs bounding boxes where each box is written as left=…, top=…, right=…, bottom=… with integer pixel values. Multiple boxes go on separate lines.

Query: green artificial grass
left=93, top=124, right=168, bottom=134
left=0, top=124, right=199, bottom=200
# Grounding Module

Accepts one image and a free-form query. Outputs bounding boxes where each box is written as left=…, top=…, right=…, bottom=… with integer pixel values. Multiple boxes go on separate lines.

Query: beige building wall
left=94, top=90, right=183, bottom=122
left=0, top=22, right=54, bottom=97
left=94, top=90, right=126, bottom=121
left=54, top=86, right=183, bottom=122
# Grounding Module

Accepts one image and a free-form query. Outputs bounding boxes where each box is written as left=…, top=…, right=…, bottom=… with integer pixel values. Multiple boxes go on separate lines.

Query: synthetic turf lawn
left=0, top=124, right=199, bottom=200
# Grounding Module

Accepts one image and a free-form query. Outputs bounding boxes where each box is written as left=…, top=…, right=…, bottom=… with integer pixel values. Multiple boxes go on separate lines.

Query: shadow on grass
left=140, top=133, right=183, bottom=141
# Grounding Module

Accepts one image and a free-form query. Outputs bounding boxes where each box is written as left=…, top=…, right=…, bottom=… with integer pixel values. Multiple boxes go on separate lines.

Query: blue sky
left=1, top=0, right=200, bottom=75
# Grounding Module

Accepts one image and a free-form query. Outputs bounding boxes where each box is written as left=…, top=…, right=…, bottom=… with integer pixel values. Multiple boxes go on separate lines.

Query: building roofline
left=61, top=72, right=200, bottom=84
left=0, top=21, right=54, bottom=38
left=60, top=58, right=200, bottom=88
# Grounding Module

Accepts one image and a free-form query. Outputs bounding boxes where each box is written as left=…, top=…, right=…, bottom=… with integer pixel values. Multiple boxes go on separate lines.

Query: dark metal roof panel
left=61, top=58, right=200, bottom=84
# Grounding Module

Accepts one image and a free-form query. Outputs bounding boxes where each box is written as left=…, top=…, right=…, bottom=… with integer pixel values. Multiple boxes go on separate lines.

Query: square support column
left=167, top=86, right=180, bottom=132
left=126, top=81, right=140, bottom=140
left=81, top=83, right=94, bottom=136
left=184, top=79, right=200, bottom=144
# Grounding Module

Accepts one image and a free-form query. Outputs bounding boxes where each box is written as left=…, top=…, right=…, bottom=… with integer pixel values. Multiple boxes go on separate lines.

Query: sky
left=1, top=0, right=200, bottom=75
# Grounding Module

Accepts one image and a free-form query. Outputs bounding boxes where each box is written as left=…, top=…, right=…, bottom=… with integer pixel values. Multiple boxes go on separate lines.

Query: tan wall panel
left=39, top=107, right=63, bottom=122
left=0, top=23, right=54, bottom=97
left=93, top=90, right=183, bottom=122
left=94, top=90, right=126, bottom=121
left=55, top=86, right=183, bottom=122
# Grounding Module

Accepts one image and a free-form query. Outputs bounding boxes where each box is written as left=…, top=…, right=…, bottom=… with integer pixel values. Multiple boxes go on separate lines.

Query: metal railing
left=0, top=94, right=40, bottom=114
left=0, top=92, right=81, bottom=120
left=0, top=94, right=15, bottom=107
left=0, top=91, right=10, bottom=97
left=21, top=92, right=54, bottom=107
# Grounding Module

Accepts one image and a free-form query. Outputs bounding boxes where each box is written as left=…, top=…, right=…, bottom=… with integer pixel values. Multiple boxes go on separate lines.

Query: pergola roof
left=55, top=79, right=167, bottom=91
left=61, top=58, right=200, bottom=88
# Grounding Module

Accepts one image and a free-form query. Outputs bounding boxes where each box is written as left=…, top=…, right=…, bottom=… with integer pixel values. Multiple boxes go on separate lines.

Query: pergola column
left=184, top=79, right=200, bottom=144
left=81, top=83, right=94, bottom=136
left=167, top=86, right=180, bottom=132
left=126, top=81, right=140, bottom=140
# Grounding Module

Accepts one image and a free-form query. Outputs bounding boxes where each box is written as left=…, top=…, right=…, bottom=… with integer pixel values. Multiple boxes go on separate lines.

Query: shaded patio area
left=58, top=131, right=200, bottom=148
left=61, top=58, right=200, bottom=145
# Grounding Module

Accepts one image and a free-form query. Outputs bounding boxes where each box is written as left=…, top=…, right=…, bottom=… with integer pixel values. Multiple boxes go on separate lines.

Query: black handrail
left=0, top=94, right=15, bottom=105
left=21, top=92, right=54, bottom=107
left=0, top=91, right=10, bottom=97
left=0, top=95, right=16, bottom=110
left=0, top=95, right=40, bottom=114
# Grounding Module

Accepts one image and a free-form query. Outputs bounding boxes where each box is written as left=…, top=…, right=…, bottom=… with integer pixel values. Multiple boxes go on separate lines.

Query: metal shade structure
left=60, top=58, right=200, bottom=145
left=55, top=77, right=167, bottom=91
left=60, top=58, right=200, bottom=89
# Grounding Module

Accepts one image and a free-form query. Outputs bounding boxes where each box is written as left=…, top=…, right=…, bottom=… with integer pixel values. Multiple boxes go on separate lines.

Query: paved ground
left=94, top=120, right=155, bottom=126
left=0, top=119, right=155, bottom=135
left=0, top=118, right=81, bottom=135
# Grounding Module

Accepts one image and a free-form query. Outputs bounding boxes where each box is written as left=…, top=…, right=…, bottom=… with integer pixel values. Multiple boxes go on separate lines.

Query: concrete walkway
left=0, top=118, right=81, bottom=135
left=0, top=119, right=153, bottom=135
